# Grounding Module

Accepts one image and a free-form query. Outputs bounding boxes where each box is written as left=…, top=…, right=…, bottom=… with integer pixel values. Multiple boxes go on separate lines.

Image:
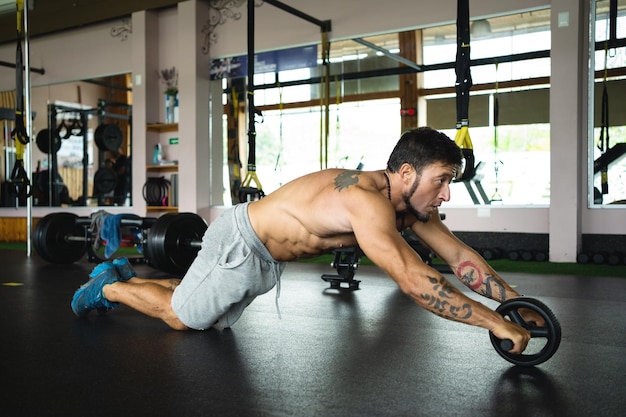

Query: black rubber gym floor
left=1, top=248, right=624, bottom=417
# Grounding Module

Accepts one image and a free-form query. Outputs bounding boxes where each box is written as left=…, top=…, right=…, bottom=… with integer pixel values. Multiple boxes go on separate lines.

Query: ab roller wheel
left=490, top=297, right=561, bottom=366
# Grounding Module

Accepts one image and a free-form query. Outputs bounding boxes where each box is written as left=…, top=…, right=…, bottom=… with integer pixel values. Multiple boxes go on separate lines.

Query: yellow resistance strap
left=241, top=166, right=263, bottom=191
left=454, top=123, right=473, bottom=150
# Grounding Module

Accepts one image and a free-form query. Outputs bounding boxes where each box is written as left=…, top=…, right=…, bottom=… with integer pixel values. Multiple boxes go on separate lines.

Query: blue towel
left=89, top=210, right=110, bottom=251
left=101, top=214, right=124, bottom=258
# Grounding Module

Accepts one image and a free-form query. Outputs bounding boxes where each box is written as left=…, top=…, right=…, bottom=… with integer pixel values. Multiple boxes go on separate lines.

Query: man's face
left=402, top=162, right=456, bottom=222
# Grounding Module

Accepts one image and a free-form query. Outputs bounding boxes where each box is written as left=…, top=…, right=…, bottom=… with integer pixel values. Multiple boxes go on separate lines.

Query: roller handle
left=500, top=339, right=514, bottom=351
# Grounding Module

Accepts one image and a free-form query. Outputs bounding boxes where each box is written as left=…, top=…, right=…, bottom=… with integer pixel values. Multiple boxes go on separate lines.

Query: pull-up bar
left=0, top=59, right=44, bottom=75
left=263, top=0, right=331, bottom=33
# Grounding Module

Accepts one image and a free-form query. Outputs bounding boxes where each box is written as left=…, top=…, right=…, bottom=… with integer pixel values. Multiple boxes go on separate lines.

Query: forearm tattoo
left=456, top=261, right=506, bottom=302
left=419, top=275, right=472, bottom=320
left=334, top=170, right=361, bottom=191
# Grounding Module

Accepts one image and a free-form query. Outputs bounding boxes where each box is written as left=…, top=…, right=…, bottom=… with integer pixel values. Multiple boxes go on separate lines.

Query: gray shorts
left=171, top=202, right=286, bottom=330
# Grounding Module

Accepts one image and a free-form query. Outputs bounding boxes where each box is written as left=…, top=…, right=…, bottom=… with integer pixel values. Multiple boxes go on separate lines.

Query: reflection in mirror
left=591, top=0, right=626, bottom=206
left=0, top=73, right=132, bottom=208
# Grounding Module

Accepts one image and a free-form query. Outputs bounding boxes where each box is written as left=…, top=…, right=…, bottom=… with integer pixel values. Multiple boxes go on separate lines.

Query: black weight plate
left=489, top=297, right=561, bottom=366
left=146, top=213, right=207, bottom=275
left=95, top=124, right=123, bottom=151
left=35, top=128, right=62, bottom=154
left=143, top=216, right=161, bottom=269
left=94, top=167, right=118, bottom=194
left=33, top=212, right=87, bottom=264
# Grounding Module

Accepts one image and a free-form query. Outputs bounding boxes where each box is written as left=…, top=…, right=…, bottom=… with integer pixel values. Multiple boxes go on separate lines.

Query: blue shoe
left=89, top=261, right=113, bottom=279
left=71, top=263, right=120, bottom=317
left=112, top=257, right=136, bottom=281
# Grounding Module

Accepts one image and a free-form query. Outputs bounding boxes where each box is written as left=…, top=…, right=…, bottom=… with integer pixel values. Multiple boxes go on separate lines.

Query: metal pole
left=82, top=111, right=89, bottom=205
left=247, top=0, right=255, bottom=169
left=23, top=0, right=32, bottom=256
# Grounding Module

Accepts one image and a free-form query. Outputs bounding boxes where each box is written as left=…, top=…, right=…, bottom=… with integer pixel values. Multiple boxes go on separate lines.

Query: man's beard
left=402, top=178, right=431, bottom=223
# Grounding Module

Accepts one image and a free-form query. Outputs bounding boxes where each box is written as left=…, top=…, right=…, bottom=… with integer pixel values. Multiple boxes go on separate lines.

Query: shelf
left=146, top=164, right=178, bottom=172
left=147, top=206, right=178, bottom=212
left=146, top=123, right=178, bottom=132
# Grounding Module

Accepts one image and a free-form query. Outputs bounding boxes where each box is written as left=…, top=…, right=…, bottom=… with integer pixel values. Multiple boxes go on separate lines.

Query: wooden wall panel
left=0, top=217, right=40, bottom=242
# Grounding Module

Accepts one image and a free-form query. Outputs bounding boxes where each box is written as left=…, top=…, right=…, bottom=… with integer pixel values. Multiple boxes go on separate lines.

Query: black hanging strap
left=453, top=0, right=475, bottom=181
left=9, top=0, right=31, bottom=202
left=455, top=0, right=472, bottom=126
left=240, top=0, right=263, bottom=201
left=11, top=0, right=29, bottom=146
left=609, top=0, right=618, bottom=47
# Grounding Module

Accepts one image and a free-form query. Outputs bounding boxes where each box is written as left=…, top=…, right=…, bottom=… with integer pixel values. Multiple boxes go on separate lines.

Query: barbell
left=144, top=213, right=207, bottom=274
left=33, top=212, right=207, bottom=275
left=489, top=297, right=561, bottom=366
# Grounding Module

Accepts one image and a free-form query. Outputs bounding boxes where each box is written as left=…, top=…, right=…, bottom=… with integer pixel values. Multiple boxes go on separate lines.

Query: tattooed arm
left=365, top=231, right=529, bottom=352
left=411, top=210, right=520, bottom=303
left=346, top=193, right=530, bottom=353
left=454, top=256, right=519, bottom=302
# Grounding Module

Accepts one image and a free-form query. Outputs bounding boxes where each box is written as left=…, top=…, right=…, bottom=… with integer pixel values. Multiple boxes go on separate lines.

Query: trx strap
left=453, top=0, right=475, bottom=181
left=490, top=60, right=502, bottom=203
left=319, top=31, right=331, bottom=170
left=334, top=74, right=344, bottom=167
left=243, top=0, right=331, bottom=192
left=597, top=0, right=617, bottom=196
left=241, top=0, right=264, bottom=201
left=334, top=74, right=341, bottom=140
left=273, top=80, right=283, bottom=175
left=598, top=54, right=610, bottom=195
left=9, top=0, right=31, bottom=201
left=11, top=0, right=28, bottom=146
left=228, top=83, right=242, bottom=204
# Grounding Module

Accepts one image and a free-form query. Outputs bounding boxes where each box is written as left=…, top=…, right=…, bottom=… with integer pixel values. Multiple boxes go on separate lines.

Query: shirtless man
left=72, top=127, right=536, bottom=353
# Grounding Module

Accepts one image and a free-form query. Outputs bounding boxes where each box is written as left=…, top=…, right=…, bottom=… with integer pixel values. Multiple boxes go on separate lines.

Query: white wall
left=209, top=0, right=550, bottom=58
left=0, top=19, right=131, bottom=90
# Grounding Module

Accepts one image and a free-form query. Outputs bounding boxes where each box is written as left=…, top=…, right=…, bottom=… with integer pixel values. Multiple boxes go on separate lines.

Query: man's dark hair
left=386, top=127, right=462, bottom=175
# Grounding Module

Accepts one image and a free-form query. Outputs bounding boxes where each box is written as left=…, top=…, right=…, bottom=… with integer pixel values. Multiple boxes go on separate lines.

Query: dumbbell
left=489, top=297, right=561, bottom=366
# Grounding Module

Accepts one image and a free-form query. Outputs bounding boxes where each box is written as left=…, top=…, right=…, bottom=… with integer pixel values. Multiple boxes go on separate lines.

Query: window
left=590, top=0, right=626, bottom=205
left=252, top=98, right=401, bottom=191
left=422, top=9, right=552, bottom=206
left=218, top=11, right=555, bottom=206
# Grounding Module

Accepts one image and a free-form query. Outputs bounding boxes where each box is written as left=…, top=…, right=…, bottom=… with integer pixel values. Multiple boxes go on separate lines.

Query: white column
left=177, top=0, right=211, bottom=215
left=549, top=0, right=588, bottom=262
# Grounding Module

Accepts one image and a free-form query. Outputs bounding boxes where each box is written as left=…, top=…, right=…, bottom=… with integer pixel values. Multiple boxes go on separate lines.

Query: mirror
left=0, top=73, right=132, bottom=208
left=590, top=0, right=626, bottom=206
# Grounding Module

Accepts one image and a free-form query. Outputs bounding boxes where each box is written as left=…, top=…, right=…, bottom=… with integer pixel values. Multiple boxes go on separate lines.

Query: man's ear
left=398, top=163, right=415, bottom=184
